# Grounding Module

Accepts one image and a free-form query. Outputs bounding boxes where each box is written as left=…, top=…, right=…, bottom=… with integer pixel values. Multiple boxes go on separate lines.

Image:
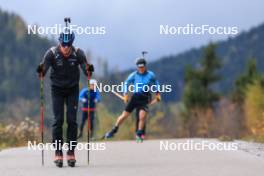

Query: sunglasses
left=61, top=42, right=72, bottom=47
left=137, top=64, right=145, bottom=68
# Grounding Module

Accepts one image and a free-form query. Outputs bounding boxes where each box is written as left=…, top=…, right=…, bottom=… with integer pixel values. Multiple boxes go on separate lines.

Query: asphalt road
left=0, top=139, right=263, bottom=176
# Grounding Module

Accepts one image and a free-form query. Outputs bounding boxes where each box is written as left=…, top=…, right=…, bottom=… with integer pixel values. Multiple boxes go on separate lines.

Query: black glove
left=88, top=64, right=94, bottom=72
left=86, top=64, right=94, bottom=76
left=36, top=64, right=44, bottom=76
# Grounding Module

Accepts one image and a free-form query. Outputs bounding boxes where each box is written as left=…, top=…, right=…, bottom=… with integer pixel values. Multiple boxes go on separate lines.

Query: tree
left=244, top=80, right=264, bottom=138
left=183, top=43, right=221, bottom=109
left=232, top=58, right=262, bottom=103
left=182, top=43, right=222, bottom=137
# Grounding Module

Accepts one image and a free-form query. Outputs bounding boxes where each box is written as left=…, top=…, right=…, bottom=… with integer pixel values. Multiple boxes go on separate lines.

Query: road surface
left=0, top=139, right=263, bottom=176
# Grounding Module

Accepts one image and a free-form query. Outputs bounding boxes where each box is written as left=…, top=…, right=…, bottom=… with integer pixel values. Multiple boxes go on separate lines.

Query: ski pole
left=111, top=90, right=158, bottom=106
left=142, top=51, right=148, bottom=57
left=149, top=98, right=158, bottom=105
left=40, top=72, right=44, bottom=166
left=111, top=90, right=125, bottom=101
left=64, top=17, right=71, bottom=28
left=86, top=64, right=91, bottom=165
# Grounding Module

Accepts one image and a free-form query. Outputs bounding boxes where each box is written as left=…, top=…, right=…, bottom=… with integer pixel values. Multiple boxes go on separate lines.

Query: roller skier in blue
left=78, top=79, right=101, bottom=140
left=103, top=52, right=161, bottom=142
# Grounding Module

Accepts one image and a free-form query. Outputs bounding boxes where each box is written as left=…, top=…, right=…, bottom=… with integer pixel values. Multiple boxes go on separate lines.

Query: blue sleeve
left=123, top=72, right=136, bottom=94
left=150, top=72, right=160, bottom=93
left=95, top=91, right=101, bottom=102
left=79, top=88, right=88, bottom=100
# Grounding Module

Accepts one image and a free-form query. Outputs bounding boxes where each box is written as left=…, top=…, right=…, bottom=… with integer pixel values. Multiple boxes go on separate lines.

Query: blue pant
left=80, top=111, right=95, bottom=137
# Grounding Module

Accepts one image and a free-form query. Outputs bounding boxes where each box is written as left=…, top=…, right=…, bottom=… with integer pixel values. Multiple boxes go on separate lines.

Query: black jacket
left=40, top=45, right=88, bottom=88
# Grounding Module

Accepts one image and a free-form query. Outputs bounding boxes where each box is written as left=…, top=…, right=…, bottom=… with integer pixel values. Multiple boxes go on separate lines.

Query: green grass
left=242, top=135, right=264, bottom=143
left=218, top=135, right=234, bottom=141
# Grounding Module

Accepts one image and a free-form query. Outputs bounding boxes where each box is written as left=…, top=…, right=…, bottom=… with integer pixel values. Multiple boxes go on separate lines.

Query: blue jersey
left=123, top=70, right=160, bottom=94
left=79, top=88, right=101, bottom=109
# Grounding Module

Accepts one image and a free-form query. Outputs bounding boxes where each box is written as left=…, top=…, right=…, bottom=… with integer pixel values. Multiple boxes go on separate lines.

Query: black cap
left=136, top=58, right=147, bottom=67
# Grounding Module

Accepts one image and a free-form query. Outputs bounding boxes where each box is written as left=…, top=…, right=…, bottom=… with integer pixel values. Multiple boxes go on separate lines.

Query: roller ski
left=136, top=130, right=144, bottom=143
left=102, top=126, right=119, bottom=139
left=67, top=151, right=76, bottom=167
left=54, top=151, right=63, bottom=168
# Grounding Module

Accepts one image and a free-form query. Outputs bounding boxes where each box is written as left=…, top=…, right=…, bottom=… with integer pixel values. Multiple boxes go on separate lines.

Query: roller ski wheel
left=67, top=151, right=76, bottom=167
left=136, top=135, right=144, bottom=143
left=54, top=152, right=63, bottom=168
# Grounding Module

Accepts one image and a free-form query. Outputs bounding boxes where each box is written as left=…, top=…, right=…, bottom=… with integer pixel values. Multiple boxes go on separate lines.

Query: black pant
left=51, top=85, right=79, bottom=152
left=80, top=111, right=95, bottom=137
left=125, top=93, right=150, bottom=113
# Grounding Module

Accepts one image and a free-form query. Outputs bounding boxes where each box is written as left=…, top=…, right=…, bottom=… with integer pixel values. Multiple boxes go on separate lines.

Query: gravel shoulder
left=236, top=140, right=264, bottom=158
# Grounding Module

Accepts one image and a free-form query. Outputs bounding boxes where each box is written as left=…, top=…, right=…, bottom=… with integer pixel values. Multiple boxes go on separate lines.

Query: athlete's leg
left=138, top=109, right=147, bottom=131
left=78, top=111, right=87, bottom=139
left=90, top=111, right=95, bottom=138
left=66, top=86, right=79, bottom=151
left=51, top=86, right=65, bottom=151
left=115, top=111, right=130, bottom=126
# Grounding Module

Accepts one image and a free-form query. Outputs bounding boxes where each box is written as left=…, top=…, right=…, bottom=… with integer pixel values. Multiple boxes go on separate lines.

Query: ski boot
left=67, top=151, right=76, bottom=167
left=136, top=130, right=144, bottom=143
left=104, top=126, right=119, bottom=139
left=54, top=151, right=63, bottom=168
left=141, top=134, right=145, bottom=140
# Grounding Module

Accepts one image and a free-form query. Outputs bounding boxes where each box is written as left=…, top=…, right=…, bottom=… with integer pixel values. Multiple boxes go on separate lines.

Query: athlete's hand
left=36, top=64, right=44, bottom=77
left=156, top=93, right=161, bottom=102
left=124, top=94, right=129, bottom=103
left=86, top=64, right=94, bottom=76
left=81, top=98, right=87, bottom=103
